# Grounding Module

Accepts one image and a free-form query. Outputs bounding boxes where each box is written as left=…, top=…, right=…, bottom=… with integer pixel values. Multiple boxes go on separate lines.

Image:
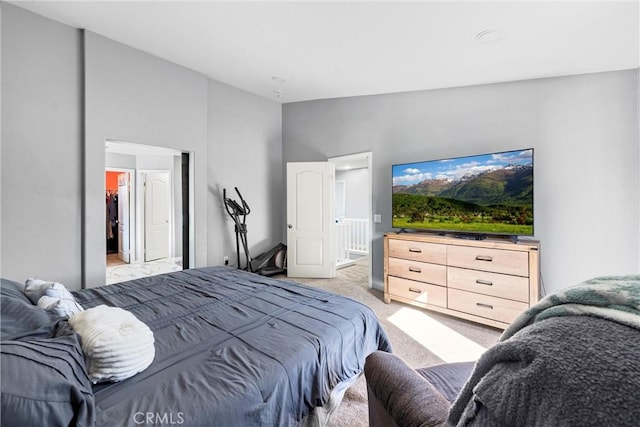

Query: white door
left=286, top=162, right=335, bottom=278
left=117, top=173, right=131, bottom=263
left=145, top=171, right=171, bottom=262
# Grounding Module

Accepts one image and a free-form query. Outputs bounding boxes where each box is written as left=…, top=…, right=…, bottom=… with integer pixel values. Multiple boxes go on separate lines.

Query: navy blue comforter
left=74, top=267, right=391, bottom=426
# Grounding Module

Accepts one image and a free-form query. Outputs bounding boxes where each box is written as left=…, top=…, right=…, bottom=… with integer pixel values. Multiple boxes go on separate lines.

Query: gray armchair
left=364, top=353, right=473, bottom=427
left=365, top=313, right=640, bottom=427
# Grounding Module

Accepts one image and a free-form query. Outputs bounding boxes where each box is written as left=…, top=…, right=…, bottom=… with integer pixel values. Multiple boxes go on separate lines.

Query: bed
left=1, top=266, right=391, bottom=426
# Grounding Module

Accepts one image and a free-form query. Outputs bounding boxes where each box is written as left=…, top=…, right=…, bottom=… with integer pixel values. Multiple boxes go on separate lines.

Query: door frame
left=328, top=151, right=373, bottom=288
left=105, top=139, right=193, bottom=275
left=106, top=167, right=135, bottom=263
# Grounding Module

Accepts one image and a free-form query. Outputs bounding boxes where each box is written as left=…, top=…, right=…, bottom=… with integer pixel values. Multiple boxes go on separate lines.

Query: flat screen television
left=392, top=148, right=534, bottom=237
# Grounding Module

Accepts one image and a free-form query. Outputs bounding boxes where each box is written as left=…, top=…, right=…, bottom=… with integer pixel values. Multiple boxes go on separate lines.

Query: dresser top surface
left=385, top=232, right=539, bottom=252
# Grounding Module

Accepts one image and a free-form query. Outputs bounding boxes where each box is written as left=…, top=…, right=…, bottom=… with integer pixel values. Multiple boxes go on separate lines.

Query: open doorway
left=328, top=152, right=373, bottom=288
left=105, top=140, right=190, bottom=284
left=106, top=168, right=133, bottom=267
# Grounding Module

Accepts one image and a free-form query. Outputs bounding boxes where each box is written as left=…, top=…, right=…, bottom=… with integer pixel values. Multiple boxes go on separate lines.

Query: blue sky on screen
left=393, top=149, right=533, bottom=186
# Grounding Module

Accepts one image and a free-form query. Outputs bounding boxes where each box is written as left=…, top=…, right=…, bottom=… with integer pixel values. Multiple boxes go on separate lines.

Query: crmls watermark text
left=133, top=412, right=185, bottom=425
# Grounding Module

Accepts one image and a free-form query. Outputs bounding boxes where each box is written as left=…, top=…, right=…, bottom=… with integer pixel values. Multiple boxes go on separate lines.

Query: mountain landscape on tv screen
left=392, top=162, right=533, bottom=235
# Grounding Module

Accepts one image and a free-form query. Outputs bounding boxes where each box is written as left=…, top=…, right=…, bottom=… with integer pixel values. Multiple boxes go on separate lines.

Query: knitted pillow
left=68, top=305, right=155, bottom=383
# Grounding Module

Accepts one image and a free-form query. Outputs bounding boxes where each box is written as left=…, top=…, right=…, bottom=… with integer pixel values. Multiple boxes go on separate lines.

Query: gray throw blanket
left=446, top=275, right=640, bottom=427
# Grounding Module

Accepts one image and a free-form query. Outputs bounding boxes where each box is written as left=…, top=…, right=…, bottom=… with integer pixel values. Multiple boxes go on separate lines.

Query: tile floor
left=106, top=254, right=182, bottom=285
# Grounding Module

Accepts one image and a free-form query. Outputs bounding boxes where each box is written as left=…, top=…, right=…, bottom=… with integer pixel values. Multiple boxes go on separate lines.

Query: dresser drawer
left=388, top=277, right=447, bottom=308
left=447, top=245, right=529, bottom=277
left=388, top=257, right=446, bottom=286
left=447, top=288, right=528, bottom=324
left=448, top=267, right=529, bottom=303
left=388, top=239, right=446, bottom=264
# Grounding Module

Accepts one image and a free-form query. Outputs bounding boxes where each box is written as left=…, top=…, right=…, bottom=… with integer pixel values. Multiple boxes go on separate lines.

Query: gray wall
left=1, top=5, right=83, bottom=286
left=207, top=79, right=283, bottom=268
left=336, top=168, right=369, bottom=219
left=84, top=32, right=209, bottom=287
left=283, top=70, right=640, bottom=295
left=1, top=5, right=282, bottom=289
left=3, top=3, right=637, bottom=296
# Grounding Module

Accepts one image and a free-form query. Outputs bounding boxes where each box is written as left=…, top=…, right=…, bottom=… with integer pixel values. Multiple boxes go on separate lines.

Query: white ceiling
left=12, top=1, right=640, bottom=104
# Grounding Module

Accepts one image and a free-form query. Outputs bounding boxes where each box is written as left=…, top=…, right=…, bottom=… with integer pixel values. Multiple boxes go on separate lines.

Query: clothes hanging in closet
left=106, top=191, right=118, bottom=253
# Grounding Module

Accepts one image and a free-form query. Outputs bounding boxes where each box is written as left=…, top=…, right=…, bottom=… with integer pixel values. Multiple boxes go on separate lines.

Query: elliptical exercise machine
left=223, top=187, right=252, bottom=271
left=223, top=187, right=287, bottom=276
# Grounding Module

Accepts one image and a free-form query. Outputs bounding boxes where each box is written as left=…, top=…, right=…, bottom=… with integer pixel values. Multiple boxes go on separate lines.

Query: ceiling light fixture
left=475, top=29, right=501, bottom=44
left=273, top=89, right=283, bottom=99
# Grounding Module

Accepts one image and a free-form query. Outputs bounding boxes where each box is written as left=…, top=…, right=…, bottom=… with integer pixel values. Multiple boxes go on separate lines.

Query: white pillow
left=68, top=305, right=155, bottom=383
left=24, top=278, right=57, bottom=304
left=25, top=278, right=84, bottom=317
left=37, top=294, right=84, bottom=318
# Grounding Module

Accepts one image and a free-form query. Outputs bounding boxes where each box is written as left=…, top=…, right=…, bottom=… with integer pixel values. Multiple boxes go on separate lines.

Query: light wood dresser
left=383, top=232, right=540, bottom=329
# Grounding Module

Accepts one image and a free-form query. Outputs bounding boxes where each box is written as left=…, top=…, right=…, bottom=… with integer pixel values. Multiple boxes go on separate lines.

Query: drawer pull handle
left=476, top=279, right=493, bottom=286
left=409, top=247, right=422, bottom=253
left=476, top=302, right=494, bottom=310
left=408, top=287, right=423, bottom=294
left=409, top=267, right=422, bottom=273
left=475, top=255, right=493, bottom=262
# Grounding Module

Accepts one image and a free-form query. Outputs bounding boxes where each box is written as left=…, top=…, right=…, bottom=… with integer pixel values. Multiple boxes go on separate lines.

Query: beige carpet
left=283, top=259, right=502, bottom=427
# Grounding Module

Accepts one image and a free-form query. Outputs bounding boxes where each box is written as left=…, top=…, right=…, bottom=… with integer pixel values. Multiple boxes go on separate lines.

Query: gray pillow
left=1, top=322, right=95, bottom=427
left=0, top=278, right=32, bottom=305
left=1, top=279, right=59, bottom=340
